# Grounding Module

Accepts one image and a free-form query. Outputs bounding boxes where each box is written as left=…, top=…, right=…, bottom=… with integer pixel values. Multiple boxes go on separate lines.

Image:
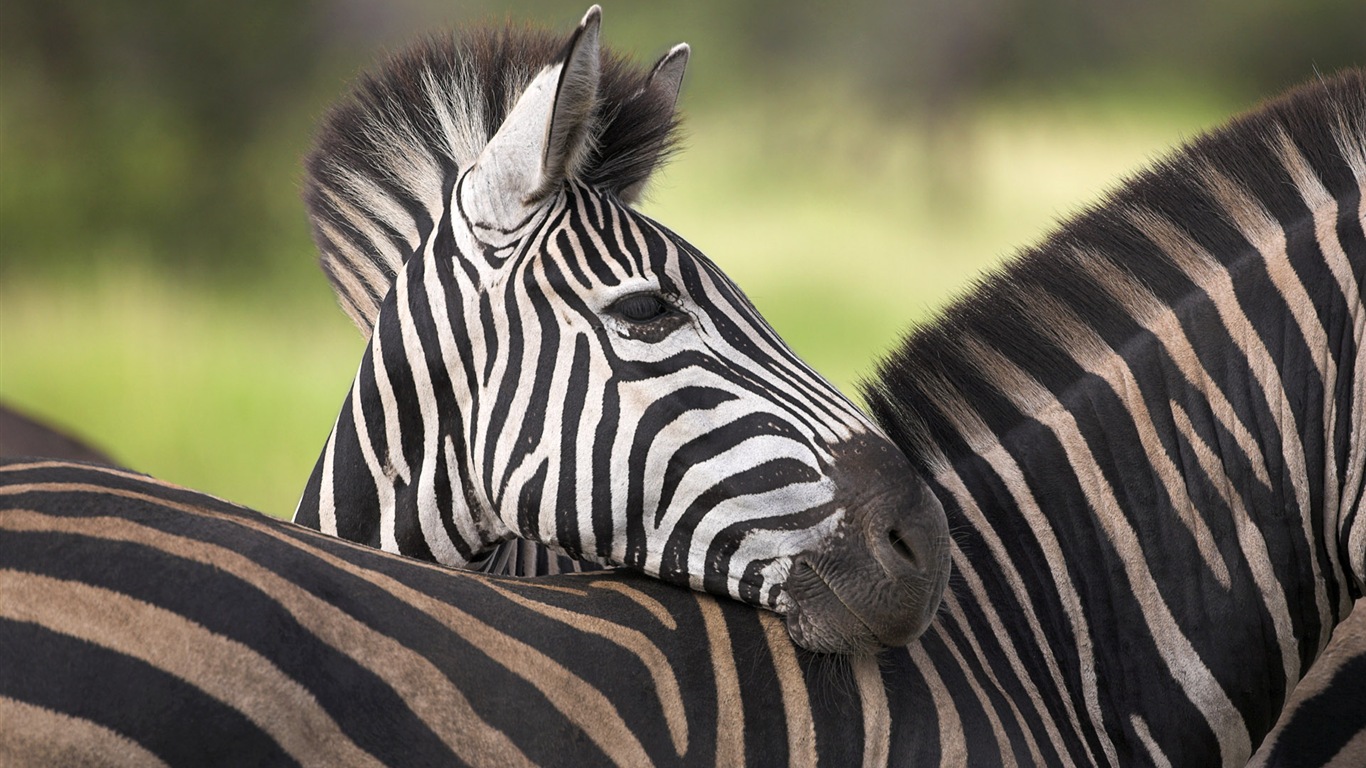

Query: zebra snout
left=879, top=524, right=931, bottom=578
left=780, top=434, right=950, bottom=654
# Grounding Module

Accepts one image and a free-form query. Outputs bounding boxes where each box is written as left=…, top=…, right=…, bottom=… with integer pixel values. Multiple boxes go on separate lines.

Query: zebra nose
left=880, top=525, right=928, bottom=577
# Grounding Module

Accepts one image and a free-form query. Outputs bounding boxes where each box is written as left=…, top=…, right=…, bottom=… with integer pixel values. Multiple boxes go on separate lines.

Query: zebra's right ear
left=460, top=6, right=602, bottom=244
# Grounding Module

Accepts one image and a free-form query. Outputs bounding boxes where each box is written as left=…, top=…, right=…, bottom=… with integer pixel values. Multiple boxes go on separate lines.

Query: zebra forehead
left=305, top=21, right=683, bottom=334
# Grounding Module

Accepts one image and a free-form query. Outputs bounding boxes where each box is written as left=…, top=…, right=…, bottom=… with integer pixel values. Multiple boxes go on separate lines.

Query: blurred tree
left=1, top=0, right=1361, bottom=279
left=1, top=0, right=335, bottom=278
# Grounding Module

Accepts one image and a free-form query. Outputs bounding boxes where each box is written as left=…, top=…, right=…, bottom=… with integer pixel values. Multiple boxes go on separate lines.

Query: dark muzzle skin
left=784, top=434, right=951, bottom=655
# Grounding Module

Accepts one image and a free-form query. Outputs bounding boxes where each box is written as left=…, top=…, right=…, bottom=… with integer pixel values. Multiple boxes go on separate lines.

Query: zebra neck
left=295, top=253, right=503, bottom=565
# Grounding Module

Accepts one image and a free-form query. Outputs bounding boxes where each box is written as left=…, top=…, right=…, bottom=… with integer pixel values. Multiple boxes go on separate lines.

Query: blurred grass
left=0, top=89, right=1225, bottom=518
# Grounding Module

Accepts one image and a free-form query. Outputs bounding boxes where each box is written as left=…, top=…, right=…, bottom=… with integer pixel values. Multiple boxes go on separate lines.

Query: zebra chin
left=780, top=435, right=951, bottom=655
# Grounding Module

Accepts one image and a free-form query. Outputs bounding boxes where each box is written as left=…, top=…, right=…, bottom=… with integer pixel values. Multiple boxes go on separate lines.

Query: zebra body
left=291, top=7, right=950, bottom=655
left=850, top=68, right=1365, bottom=764
left=1, top=460, right=1360, bottom=766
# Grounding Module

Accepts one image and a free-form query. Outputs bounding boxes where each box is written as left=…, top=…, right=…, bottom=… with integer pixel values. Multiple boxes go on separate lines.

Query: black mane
left=863, top=69, right=1366, bottom=471
left=304, top=21, right=682, bottom=332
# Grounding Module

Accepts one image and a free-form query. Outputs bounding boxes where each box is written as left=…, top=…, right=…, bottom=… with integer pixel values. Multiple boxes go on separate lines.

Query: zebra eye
left=610, top=293, right=670, bottom=323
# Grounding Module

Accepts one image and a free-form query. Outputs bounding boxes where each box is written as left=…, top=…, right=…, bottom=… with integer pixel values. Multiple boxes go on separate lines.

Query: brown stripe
left=1270, top=125, right=1361, bottom=615
left=1130, top=714, right=1175, bottom=768
left=1169, top=399, right=1299, bottom=686
left=0, top=508, right=531, bottom=766
left=1014, top=288, right=1232, bottom=588
left=1077, top=248, right=1275, bottom=492
left=695, top=593, right=745, bottom=766
left=1196, top=163, right=1332, bottom=385
left=760, top=612, right=818, bottom=767
left=1, top=479, right=654, bottom=768
left=478, top=580, right=689, bottom=757
left=907, top=635, right=968, bottom=764
left=1124, top=207, right=1332, bottom=641
left=853, top=656, right=890, bottom=768
left=0, top=696, right=170, bottom=768
left=937, top=593, right=1019, bottom=768
left=590, top=580, right=677, bottom=629
left=0, top=463, right=585, bottom=595
left=959, top=334, right=1251, bottom=763
left=0, top=569, right=380, bottom=767
left=941, top=575, right=1043, bottom=767
left=921, top=368, right=1115, bottom=765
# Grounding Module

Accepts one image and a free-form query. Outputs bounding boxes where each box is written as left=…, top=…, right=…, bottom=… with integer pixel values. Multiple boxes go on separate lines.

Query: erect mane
left=863, top=69, right=1366, bottom=472
left=305, top=21, right=682, bottom=333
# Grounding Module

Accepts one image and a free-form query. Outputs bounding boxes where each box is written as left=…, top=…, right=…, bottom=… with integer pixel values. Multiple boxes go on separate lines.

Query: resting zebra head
left=293, top=7, right=950, bottom=654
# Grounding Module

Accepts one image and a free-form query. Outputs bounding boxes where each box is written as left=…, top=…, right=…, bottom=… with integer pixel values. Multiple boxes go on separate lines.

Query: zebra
left=3, top=19, right=1363, bottom=768
left=287, top=15, right=1366, bottom=763
left=0, top=403, right=118, bottom=468
left=2, top=457, right=1360, bottom=765
left=289, top=6, right=951, bottom=656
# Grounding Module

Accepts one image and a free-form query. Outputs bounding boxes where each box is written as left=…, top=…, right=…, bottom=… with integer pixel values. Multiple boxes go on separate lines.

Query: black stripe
left=0, top=617, right=297, bottom=768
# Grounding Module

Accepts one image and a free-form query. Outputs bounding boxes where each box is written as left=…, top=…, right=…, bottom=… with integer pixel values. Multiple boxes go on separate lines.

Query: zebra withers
left=291, top=7, right=951, bottom=655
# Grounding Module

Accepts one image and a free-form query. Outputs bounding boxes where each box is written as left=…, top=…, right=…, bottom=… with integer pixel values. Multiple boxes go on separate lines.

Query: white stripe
left=317, top=423, right=339, bottom=536
left=1271, top=127, right=1364, bottom=612
left=1130, top=715, right=1174, bottom=768
left=1127, top=209, right=1332, bottom=641
left=369, top=321, right=412, bottom=485
left=349, top=362, right=397, bottom=553
left=920, top=401, right=1114, bottom=766
left=396, top=245, right=462, bottom=565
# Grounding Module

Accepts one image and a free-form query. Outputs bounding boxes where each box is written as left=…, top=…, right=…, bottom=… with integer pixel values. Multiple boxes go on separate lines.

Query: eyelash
left=609, top=292, right=671, bottom=323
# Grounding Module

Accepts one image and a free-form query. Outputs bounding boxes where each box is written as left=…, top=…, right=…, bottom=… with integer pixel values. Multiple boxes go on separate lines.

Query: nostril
left=887, top=528, right=918, bottom=569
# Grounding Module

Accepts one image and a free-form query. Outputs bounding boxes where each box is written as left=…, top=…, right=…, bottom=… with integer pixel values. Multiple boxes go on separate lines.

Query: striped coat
left=3, top=37, right=1364, bottom=768
left=1, top=460, right=1360, bottom=765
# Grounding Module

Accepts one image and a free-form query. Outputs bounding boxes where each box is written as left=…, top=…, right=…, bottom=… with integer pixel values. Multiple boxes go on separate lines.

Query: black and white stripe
left=291, top=7, right=950, bottom=654
left=2, top=457, right=1359, bottom=765
left=855, top=68, right=1365, bottom=764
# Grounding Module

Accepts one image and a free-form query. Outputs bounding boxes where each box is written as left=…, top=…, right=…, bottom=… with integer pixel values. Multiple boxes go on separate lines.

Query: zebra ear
left=647, top=43, right=689, bottom=114
left=462, top=6, right=602, bottom=233
left=617, top=43, right=689, bottom=205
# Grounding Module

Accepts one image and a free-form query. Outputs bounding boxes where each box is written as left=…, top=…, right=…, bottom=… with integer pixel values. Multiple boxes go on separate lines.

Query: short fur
left=864, top=68, right=1366, bottom=478
left=304, top=22, right=683, bottom=332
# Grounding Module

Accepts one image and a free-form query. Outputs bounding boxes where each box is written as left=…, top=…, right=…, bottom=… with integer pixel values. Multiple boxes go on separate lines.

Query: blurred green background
left=2, top=0, right=1361, bottom=518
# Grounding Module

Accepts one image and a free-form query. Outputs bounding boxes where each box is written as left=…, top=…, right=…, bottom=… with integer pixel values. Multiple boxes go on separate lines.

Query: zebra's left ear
left=462, top=6, right=602, bottom=234
left=646, top=43, right=689, bottom=114
left=617, top=43, right=689, bottom=205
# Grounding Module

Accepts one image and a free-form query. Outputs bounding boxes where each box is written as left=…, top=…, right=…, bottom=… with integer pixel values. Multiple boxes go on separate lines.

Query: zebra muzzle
left=782, top=436, right=950, bottom=654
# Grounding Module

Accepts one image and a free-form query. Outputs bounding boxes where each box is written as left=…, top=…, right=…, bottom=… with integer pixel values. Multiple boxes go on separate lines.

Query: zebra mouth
left=783, top=559, right=887, bottom=654
left=781, top=544, right=943, bottom=654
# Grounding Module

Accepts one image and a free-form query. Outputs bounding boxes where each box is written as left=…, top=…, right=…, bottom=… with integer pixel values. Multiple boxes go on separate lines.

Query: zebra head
left=296, top=7, right=950, bottom=654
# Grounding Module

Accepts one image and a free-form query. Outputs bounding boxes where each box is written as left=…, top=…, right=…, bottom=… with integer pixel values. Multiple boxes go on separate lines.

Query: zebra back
left=4, top=460, right=1362, bottom=765
left=0, top=460, right=876, bottom=766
